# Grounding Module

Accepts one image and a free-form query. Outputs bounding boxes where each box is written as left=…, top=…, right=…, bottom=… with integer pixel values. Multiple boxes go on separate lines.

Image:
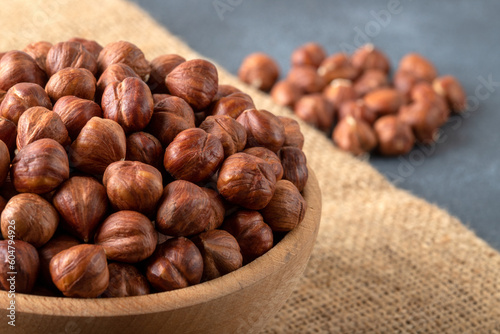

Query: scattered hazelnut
left=287, top=65, right=324, bottom=93
left=318, top=53, right=358, bottom=83
left=45, top=67, right=96, bottom=103
left=363, top=88, right=403, bottom=117
left=97, top=41, right=151, bottom=81
left=126, top=132, right=164, bottom=169
left=0, top=51, right=47, bottom=91
left=50, top=244, right=109, bottom=298
left=236, top=109, right=285, bottom=153
left=217, top=153, right=276, bottom=210
left=102, top=262, right=150, bottom=298
left=0, top=240, right=39, bottom=293
left=332, top=116, right=378, bottom=155
left=38, top=234, right=80, bottom=286
left=222, top=210, right=273, bottom=263
left=244, top=147, right=283, bottom=181
left=148, top=54, right=186, bottom=93
left=338, top=99, right=377, bottom=125
left=0, top=141, right=9, bottom=187
left=374, top=115, right=415, bottom=156
left=103, top=161, right=163, bottom=215
left=261, top=180, right=306, bottom=232
left=270, top=80, right=302, bottom=108
left=398, top=53, right=437, bottom=83
left=52, top=176, right=108, bottom=242
left=23, top=41, right=52, bottom=73
left=1, top=193, right=59, bottom=247
left=146, top=237, right=203, bottom=292
left=294, top=93, right=334, bottom=132
left=0, top=117, right=16, bottom=155
left=45, top=41, right=98, bottom=77
left=166, top=59, right=218, bottom=111
left=52, top=96, right=103, bottom=140
left=102, top=77, right=154, bottom=133
left=210, top=92, right=255, bottom=119
left=350, top=44, right=390, bottom=74
left=156, top=180, right=213, bottom=236
left=0, top=82, right=52, bottom=125
left=279, top=146, right=308, bottom=192
left=11, top=138, right=69, bottom=194
left=199, top=115, right=247, bottom=158
left=164, top=128, right=224, bottom=183
left=95, top=211, right=158, bottom=263
left=322, top=79, right=357, bottom=110
left=353, top=69, right=389, bottom=97
left=291, top=42, right=327, bottom=69
left=16, top=106, right=70, bottom=150
left=69, top=117, right=126, bottom=175
left=238, top=52, right=280, bottom=91
left=399, top=101, right=443, bottom=144
left=411, top=82, right=450, bottom=124
left=192, top=229, right=243, bottom=281
left=278, top=116, right=305, bottom=149
left=67, top=37, right=103, bottom=61
left=96, top=63, right=140, bottom=99
left=433, top=75, right=466, bottom=112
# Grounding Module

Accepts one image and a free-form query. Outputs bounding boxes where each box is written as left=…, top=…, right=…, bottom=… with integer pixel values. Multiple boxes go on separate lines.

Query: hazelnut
left=215, top=84, right=242, bottom=99
left=236, top=109, right=285, bottom=153
left=398, top=53, right=437, bottom=82
left=147, top=111, right=194, bottom=148
left=270, top=80, right=302, bottom=108
left=97, top=41, right=151, bottom=81
left=153, top=95, right=195, bottom=126
left=0, top=82, right=52, bottom=125
left=164, top=128, right=224, bottom=183
left=148, top=54, right=186, bottom=93
left=399, top=101, right=443, bottom=144
left=146, top=237, right=203, bottom=292
left=103, top=161, right=163, bottom=215
left=102, top=262, right=150, bottom=298
left=45, top=67, right=96, bottom=103
left=353, top=69, right=389, bottom=97
left=278, top=116, right=305, bottom=149
left=126, top=132, right=163, bottom=169
left=102, top=77, right=154, bottom=133
left=156, top=180, right=212, bottom=236
left=11, top=138, right=69, bottom=194
left=294, top=93, right=334, bottom=132
left=95, top=211, right=157, bottom=263
left=96, top=63, right=140, bottom=99
left=393, top=70, right=420, bottom=101
left=287, top=65, right=324, bottom=93
left=323, top=79, right=357, bottom=110
left=279, top=147, right=308, bottom=192
left=350, top=44, right=390, bottom=74
left=433, top=75, right=466, bottom=112
left=38, top=234, right=80, bottom=286
left=260, top=180, right=306, bottom=232
left=411, top=82, right=450, bottom=124
left=50, top=244, right=109, bottom=298
left=67, top=37, right=103, bottom=60
left=318, top=53, right=359, bottom=83
left=244, top=147, right=283, bottom=181
left=0, top=51, right=47, bottom=91
left=374, top=115, right=415, bottom=156
left=69, top=117, right=126, bottom=175
left=23, top=41, right=52, bottom=73
left=152, top=93, right=172, bottom=104
left=199, top=115, right=247, bottom=158
left=52, top=176, right=108, bottom=242
left=0, top=240, right=39, bottom=293
left=0, top=141, right=9, bottom=187
left=16, top=106, right=70, bottom=150
left=192, top=229, right=243, bottom=281
left=338, top=99, right=377, bottom=125
left=45, top=41, right=98, bottom=77
left=363, top=88, right=403, bottom=117
left=201, top=187, right=226, bottom=230
left=291, top=42, right=327, bottom=69
left=1, top=193, right=59, bottom=247
left=0, top=117, right=16, bottom=155
left=217, top=153, right=276, bottom=210
left=332, top=116, right=378, bottom=155
left=166, top=59, right=219, bottom=111
left=238, top=52, right=279, bottom=91
left=210, top=92, right=255, bottom=119
left=222, top=210, right=273, bottom=263
left=52, top=96, right=103, bottom=140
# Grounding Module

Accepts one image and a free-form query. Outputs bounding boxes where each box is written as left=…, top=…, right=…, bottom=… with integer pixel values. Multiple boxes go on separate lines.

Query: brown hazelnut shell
left=0, top=240, right=39, bottom=293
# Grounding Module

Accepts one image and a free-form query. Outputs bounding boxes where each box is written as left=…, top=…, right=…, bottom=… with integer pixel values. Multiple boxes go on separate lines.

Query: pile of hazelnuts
left=239, top=42, right=466, bottom=156
left=0, top=38, right=308, bottom=298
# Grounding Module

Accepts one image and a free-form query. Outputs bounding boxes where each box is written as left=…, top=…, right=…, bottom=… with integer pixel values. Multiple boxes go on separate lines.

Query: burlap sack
left=2, top=1, right=500, bottom=333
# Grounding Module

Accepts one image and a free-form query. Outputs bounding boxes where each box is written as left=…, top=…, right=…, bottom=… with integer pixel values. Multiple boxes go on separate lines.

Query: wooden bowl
left=0, top=170, right=321, bottom=334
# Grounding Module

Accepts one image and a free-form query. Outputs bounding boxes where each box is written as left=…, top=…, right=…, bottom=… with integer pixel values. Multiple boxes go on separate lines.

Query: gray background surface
left=131, top=0, right=500, bottom=249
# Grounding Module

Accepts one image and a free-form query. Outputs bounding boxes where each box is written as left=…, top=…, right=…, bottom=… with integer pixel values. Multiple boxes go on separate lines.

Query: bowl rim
left=0, top=169, right=321, bottom=316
